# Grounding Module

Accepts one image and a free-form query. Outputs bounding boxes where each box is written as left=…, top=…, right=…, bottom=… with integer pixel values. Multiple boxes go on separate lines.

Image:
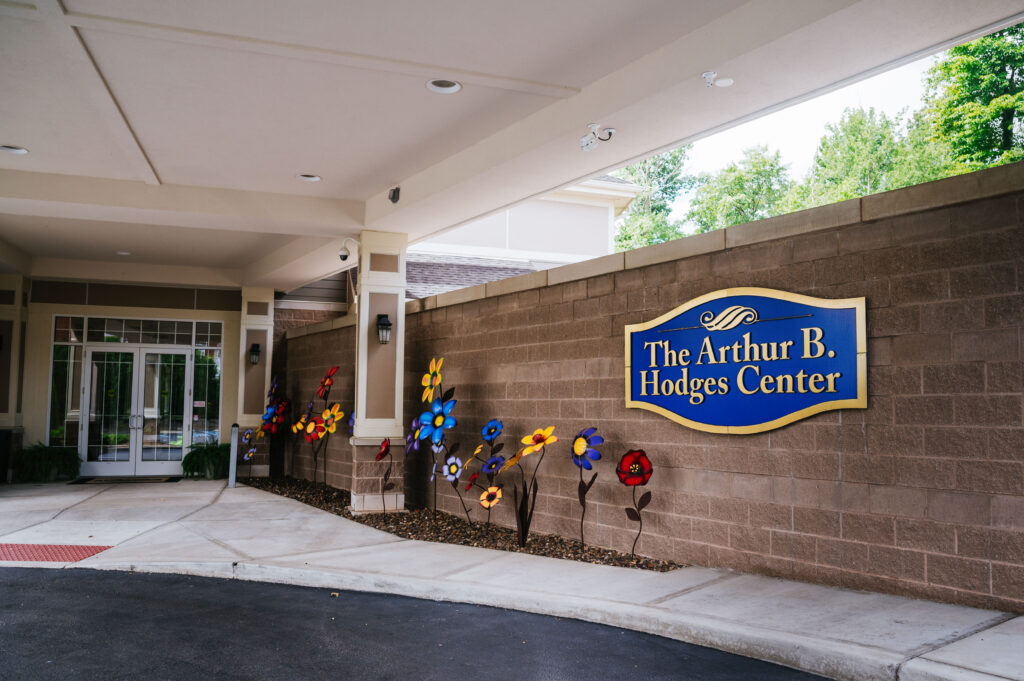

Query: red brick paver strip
left=0, top=543, right=112, bottom=562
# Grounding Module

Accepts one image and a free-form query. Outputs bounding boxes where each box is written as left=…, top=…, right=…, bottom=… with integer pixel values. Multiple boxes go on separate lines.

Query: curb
left=61, top=559, right=975, bottom=681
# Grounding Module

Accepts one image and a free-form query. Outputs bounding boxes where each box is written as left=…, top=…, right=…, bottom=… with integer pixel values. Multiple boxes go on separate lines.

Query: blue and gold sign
left=625, top=288, right=866, bottom=434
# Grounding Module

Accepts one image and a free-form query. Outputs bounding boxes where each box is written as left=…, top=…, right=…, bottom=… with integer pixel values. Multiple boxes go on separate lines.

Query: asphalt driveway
left=0, top=567, right=826, bottom=681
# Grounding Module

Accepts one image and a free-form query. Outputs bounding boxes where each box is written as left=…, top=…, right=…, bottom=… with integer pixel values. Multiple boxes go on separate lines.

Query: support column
left=350, top=230, right=407, bottom=513
left=237, top=287, right=274, bottom=476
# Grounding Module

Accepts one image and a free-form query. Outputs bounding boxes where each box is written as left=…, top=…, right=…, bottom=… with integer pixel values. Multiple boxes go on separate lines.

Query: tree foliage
left=788, top=107, right=952, bottom=211
left=687, top=146, right=791, bottom=232
left=925, top=23, right=1024, bottom=170
left=614, top=147, right=693, bottom=250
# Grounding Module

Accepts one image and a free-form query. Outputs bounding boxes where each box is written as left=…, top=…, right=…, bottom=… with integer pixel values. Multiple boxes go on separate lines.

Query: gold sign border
left=624, top=287, right=867, bottom=434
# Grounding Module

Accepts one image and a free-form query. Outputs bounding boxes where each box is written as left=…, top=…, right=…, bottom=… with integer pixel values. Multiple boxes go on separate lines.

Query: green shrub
left=12, top=443, right=80, bottom=482
left=182, top=443, right=230, bottom=479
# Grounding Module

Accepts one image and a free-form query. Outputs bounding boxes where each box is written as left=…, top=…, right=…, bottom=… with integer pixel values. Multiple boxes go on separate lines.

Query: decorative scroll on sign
left=625, top=288, right=866, bottom=434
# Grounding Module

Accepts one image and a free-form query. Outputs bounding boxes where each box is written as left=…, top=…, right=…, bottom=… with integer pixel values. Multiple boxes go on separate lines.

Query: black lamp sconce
left=376, top=314, right=393, bottom=345
left=249, top=343, right=261, bottom=365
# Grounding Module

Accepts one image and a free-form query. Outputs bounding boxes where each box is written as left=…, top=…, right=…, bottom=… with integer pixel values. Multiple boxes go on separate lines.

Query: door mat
left=70, top=476, right=182, bottom=484
left=0, top=543, right=112, bottom=562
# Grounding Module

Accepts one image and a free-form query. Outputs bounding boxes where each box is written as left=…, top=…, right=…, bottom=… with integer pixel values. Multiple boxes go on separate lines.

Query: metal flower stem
left=631, top=486, right=643, bottom=556
left=380, top=449, right=393, bottom=513
left=455, top=484, right=472, bottom=524
left=578, top=463, right=586, bottom=549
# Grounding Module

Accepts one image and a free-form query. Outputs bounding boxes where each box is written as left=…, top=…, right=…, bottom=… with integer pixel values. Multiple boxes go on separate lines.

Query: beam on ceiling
left=0, top=170, right=365, bottom=236
left=31, top=257, right=243, bottom=288
left=33, top=0, right=162, bottom=185
left=0, top=235, right=31, bottom=275
left=242, top=235, right=360, bottom=292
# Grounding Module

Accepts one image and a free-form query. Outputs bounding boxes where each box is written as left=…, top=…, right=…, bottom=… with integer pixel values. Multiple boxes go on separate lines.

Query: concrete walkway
left=2, top=480, right=1019, bottom=681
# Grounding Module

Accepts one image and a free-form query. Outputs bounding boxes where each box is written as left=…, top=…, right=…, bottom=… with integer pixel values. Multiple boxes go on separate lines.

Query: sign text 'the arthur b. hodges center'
left=625, top=288, right=867, bottom=434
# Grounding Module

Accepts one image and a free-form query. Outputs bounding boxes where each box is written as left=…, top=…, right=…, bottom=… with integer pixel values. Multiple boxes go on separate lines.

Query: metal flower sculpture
left=240, top=428, right=257, bottom=479
left=465, top=420, right=506, bottom=528
left=616, top=449, right=653, bottom=556
left=412, top=358, right=459, bottom=520
left=404, top=418, right=420, bottom=457
left=376, top=438, right=395, bottom=512
left=421, top=357, right=444, bottom=403
left=443, top=454, right=474, bottom=523
left=292, top=365, right=342, bottom=487
left=571, top=426, right=603, bottom=548
left=497, top=426, right=557, bottom=547
left=261, top=376, right=289, bottom=435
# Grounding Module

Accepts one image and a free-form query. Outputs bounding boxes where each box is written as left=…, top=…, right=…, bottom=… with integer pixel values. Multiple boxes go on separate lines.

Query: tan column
left=350, top=230, right=407, bottom=513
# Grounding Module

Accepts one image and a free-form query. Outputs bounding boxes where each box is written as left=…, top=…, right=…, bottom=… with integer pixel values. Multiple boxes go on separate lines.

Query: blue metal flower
left=418, top=399, right=456, bottom=445
left=481, top=419, right=503, bottom=443
left=571, top=426, right=603, bottom=470
left=481, top=455, right=506, bottom=475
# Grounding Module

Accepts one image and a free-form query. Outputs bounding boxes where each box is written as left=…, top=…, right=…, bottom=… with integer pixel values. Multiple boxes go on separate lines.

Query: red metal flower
left=317, top=366, right=339, bottom=399
left=616, top=450, right=653, bottom=486
left=376, top=438, right=391, bottom=461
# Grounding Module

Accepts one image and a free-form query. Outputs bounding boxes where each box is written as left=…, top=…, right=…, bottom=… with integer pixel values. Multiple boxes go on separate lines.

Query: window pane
left=49, top=345, right=83, bottom=448
left=192, top=349, right=221, bottom=445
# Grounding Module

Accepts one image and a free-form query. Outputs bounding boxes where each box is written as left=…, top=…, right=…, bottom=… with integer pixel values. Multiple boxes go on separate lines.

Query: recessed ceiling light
left=714, top=77, right=734, bottom=88
left=116, top=250, right=131, bottom=256
left=426, top=79, right=462, bottom=94
left=0, top=144, right=28, bottom=155
left=296, top=174, right=322, bottom=182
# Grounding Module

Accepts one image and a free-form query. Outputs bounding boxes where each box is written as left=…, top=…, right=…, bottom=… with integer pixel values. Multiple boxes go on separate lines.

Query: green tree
left=786, top=107, right=952, bottom=212
left=614, top=212, right=682, bottom=251
left=613, top=147, right=693, bottom=250
left=687, top=146, right=791, bottom=232
left=798, top=107, right=901, bottom=208
left=619, top=147, right=692, bottom=215
left=925, top=22, right=1024, bottom=169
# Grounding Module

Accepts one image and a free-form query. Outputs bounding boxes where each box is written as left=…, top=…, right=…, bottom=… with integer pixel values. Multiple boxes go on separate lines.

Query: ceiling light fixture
left=701, top=71, right=733, bottom=88
left=116, top=250, right=131, bottom=256
left=296, top=174, right=322, bottom=182
left=0, top=144, right=28, bottom=155
left=426, top=79, right=462, bottom=94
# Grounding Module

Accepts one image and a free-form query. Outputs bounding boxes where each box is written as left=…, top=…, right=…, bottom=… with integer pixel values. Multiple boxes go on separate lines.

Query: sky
left=669, top=54, right=939, bottom=223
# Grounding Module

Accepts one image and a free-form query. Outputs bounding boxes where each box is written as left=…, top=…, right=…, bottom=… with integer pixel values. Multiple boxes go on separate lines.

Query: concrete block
left=863, top=162, right=1024, bottom=222
left=547, top=252, right=624, bottom=285
left=436, top=283, right=487, bottom=308
left=725, top=199, right=861, bottom=249
left=485, top=270, right=547, bottom=297
left=624, top=229, right=725, bottom=269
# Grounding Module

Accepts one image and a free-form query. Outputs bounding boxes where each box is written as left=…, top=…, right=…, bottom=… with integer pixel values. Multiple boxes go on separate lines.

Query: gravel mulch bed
left=242, top=476, right=682, bottom=572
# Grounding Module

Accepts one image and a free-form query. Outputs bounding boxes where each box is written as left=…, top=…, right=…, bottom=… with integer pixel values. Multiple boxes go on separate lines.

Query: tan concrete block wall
left=283, top=324, right=356, bottom=488
left=399, top=191, right=1023, bottom=613
left=284, top=165, right=1024, bottom=612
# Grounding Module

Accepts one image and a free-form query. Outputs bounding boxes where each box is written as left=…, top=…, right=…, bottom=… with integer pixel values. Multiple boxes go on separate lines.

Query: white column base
left=350, top=492, right=406, bottom=515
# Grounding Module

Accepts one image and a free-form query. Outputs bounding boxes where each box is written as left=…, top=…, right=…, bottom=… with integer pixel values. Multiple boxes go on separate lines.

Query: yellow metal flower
left=322, top=403, right=344, bottom=434
left=520, top=426, right=557, bottom=455
left=291, top=413, right=308, bottom=435
left=420, top=357, right=444, bottom=403
left=479, top=486, right=502, bottom=509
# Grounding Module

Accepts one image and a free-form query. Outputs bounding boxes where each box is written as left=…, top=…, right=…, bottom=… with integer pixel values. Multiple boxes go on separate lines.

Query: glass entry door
left=80, top=348, right=193, bottom=477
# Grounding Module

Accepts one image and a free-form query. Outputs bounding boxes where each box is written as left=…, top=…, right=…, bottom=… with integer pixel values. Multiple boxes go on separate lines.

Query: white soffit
left=1, top=0, right=1022, bottom=289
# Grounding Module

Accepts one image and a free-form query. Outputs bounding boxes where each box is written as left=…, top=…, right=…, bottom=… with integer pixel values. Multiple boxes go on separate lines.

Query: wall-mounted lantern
left=249, top=343, right=261, bottom=365
left=376, top=314, right=392, bottom=345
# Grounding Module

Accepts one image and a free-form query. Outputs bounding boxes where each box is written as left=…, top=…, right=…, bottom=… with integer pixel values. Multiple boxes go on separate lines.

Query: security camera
left=339, top=237, right=359, bottom=263
left=579, top=123, right=615, bottom=151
